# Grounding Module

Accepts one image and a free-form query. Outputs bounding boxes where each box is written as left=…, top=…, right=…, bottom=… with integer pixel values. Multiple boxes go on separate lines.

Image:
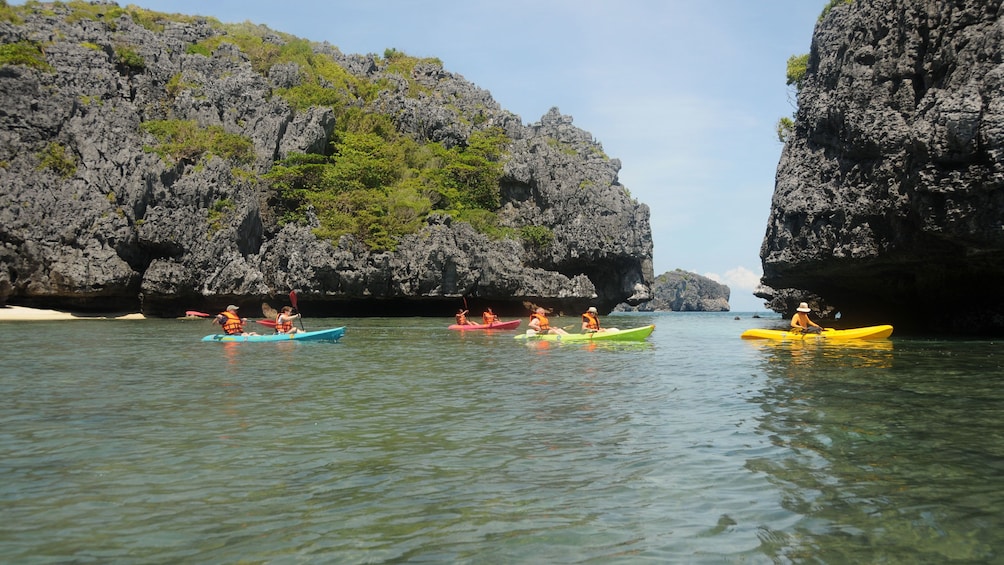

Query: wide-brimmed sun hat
left=796, top=302, right=811, bottom=312
left=587, top=307, right=598, bottom=313
left=226, top=304, right=239, bottom=311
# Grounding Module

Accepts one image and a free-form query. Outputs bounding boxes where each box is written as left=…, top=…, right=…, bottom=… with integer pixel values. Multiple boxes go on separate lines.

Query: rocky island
left=617, top=269, right=730, bottom=312
left=0, top=1, right=653, bottom=318
left=758, top=0, right=1004, bottom=334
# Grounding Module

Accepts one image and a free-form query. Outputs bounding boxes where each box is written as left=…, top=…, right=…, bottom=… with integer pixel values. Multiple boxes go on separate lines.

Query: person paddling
left=456, top=309, right=475, bottom=326
left=581, top=306, right=618, bottom=333
left=528, top=307, right=568, bottom=335
left=791, top=302, right=825, bottom=334
left=581, top=306, right=601, bottom=332
left=275, top=305, right=300, bottom=334
left=214, top=305, right=257, bottom=336
left=482, top=307, right=499, bottom=326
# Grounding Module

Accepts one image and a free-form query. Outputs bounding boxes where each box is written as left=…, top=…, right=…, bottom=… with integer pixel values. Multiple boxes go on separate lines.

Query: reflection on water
left=747, top=338, right=894, bottom=369
left=3, top=315, right=1004, bottom=562
left=748, top=338, right=1004, bottom=563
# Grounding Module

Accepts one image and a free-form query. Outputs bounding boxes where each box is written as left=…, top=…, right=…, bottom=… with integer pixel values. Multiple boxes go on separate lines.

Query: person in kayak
left=275, top=305, right=300, bottom=334
left=456, top=309, right=475, bottom=326
left=581, top=306, right=619, bottom=333
left=214, top=305, right=256, bottom=336
left=529, top=307, right=568, bottom=335
left=582, top=306, right=602, bottom=332
left=482, top=307, right=499, bottom=325
left=791, top=302, right=825, bottom=334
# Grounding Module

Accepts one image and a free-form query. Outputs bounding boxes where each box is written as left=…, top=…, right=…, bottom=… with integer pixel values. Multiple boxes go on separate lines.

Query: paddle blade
left=289, top=290, right=304, bottom=330
left=261, top=302, right=278, bottom=320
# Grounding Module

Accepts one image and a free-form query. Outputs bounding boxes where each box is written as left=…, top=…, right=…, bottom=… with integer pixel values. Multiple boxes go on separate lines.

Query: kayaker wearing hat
left=582, top=306, right=618, bottom=333
left=791, top=302, right=824, bottom=334
left=582, top=307, right=602, bottom=332
left=214, top=304, right=256, bottom=336
left=529, top=307, right=568, bottom=335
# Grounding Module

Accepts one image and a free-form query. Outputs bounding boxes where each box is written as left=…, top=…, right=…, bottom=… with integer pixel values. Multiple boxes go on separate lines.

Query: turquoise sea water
left=1, top=312, right=1002, bottom=563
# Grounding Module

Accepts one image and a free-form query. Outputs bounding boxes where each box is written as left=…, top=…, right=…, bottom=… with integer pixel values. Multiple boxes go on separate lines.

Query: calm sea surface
left=2, top=312, right=1003, bottom=563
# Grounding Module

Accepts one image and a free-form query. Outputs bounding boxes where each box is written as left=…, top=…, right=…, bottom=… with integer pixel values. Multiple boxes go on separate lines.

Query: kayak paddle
left=290, top=290, right=305, bottom=330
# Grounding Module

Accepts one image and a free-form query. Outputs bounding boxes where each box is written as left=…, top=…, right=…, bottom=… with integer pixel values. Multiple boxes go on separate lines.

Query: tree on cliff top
left=776, top=0, right=853, bottom=143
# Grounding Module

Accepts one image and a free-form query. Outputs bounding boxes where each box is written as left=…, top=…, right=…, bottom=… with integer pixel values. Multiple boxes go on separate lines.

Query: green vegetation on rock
left=0, top=0, right=22, bottom=24
left=785, top=53, right=809, bottom=91
left=776, top=1, right=854, bottom=141
left=776, top=52, right=809, bottom=142
left=0, top=40, right=51, bottom=71
left=113, top=44, right=144, bottom=71
left=37, top=142, right=76, bottom=178
left=58, top=0, right=210, bottom=32
left=207, top=198, right=234, bottom=234
left=266, top=123, right=508, bottom=252
left=820, top=0, right=854, bottom=21
left=140, top=120, right=254, bottom=165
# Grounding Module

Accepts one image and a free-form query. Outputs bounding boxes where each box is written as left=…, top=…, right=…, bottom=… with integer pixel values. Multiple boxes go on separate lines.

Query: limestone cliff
left=759, top=0, right=1004, bottom=334
left=0, top=2, right=653, bottom=317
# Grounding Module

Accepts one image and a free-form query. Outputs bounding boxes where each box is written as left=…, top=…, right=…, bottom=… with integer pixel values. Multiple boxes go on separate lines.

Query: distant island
left=616, top=269, right=729, bottom=312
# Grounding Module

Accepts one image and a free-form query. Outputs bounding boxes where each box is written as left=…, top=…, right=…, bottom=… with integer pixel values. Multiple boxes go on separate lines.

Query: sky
left=19, top=1, right=828, bottom=311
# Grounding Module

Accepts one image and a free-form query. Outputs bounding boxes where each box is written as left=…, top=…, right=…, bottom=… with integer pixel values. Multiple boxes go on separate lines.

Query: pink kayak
left=448, top=319, right=521, bottom=331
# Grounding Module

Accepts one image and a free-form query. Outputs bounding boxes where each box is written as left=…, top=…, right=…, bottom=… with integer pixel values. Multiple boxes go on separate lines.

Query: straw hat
left=796, top=302, right=811, bottom=312
left=587, top=307, right=598, bottom=314
left=226, top=304, right=239, bottom=311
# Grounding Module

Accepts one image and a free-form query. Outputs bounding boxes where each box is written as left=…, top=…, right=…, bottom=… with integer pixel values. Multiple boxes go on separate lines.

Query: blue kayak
left=202, top=327, right=345, bottom=343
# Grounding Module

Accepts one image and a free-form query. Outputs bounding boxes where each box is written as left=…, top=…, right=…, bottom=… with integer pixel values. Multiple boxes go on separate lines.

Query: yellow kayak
left=740, top=325, right=893, bottom=341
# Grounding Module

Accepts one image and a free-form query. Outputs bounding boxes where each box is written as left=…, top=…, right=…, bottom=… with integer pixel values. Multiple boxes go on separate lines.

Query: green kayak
left=514, top=324, right=655, bottom=342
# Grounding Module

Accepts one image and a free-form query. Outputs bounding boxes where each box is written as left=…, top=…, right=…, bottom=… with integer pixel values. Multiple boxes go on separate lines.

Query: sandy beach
left=0, top=305, right=146, bottom=321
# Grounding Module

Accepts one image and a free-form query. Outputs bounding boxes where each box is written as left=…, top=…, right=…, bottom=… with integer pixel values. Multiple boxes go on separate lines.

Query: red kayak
left=448, top=319, right=521, bottom=331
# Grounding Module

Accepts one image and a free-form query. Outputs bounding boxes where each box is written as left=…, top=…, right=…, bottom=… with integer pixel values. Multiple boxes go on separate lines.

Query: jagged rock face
left=0, top=4, right=652, bottom=317
left=616, top=269, right=730, bottom=312
left=760, top=0, right=1004, bottom=334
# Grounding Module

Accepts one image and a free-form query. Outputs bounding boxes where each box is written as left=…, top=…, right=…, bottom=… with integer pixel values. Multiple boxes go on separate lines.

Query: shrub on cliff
left=37, top=142, right=76, bottom=178
left=265, top=123, right=508, bottom=251
left=140, top=120, right=254, bottom=166
left=0, top=40, right=51, bottom=71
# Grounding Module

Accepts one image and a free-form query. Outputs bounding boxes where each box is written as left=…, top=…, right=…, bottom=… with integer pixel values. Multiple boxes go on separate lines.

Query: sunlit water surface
left=2, top=312, right=1002, bottom=563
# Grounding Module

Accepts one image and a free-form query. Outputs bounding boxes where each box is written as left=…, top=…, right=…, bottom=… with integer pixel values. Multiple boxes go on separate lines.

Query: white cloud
left=723, top=266, right=762, bottom=292
left=700, top=266, right=761, bottom=292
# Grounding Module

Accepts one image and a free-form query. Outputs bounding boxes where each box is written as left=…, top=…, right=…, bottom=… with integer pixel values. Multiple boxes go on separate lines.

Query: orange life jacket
left=482, top=311, right=498, bottom=324
left=220, top=311, right=244, bottom=334
left=275, top=313, right=293, bottom=333
left=530, top=312, right=550, bottom=331
left=582, top=312, right=600, bottom=331
left=456, top=313, right=470, bottom=325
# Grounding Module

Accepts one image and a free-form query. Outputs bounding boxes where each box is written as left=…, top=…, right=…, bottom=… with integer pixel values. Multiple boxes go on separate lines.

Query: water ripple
left=1, top=316, right=1002, bottom=562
